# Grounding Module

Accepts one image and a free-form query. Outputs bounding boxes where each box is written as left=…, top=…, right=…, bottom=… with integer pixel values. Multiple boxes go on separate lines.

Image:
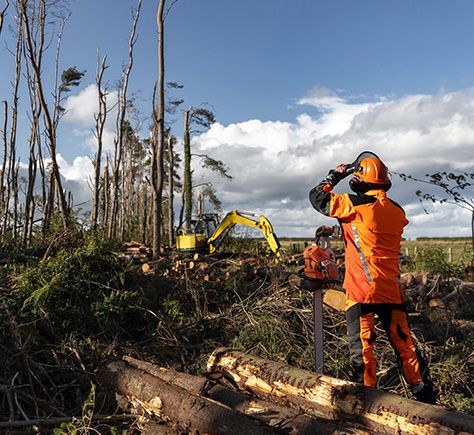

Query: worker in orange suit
left=309, top=155, right=436, bottom=404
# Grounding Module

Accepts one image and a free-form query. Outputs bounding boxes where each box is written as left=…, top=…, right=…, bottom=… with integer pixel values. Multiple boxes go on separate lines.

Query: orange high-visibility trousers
left=346, top=303, right=426, bottom=388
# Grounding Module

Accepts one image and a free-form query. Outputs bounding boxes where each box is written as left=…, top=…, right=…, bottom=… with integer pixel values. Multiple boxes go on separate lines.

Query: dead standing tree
left=1, top=9, right=22, bottom=242
left=91, top=54, right=108, bottom=232
left=22, top=46, right=41, bottom=246
left=0, top=102, right=7, bottom=234
left=108, top=0, right=142, bottom=239
left=182, top=107, right=218, bottom=231
left=19, top=0, right=75, bottom=230
left=21, top=0, right=47, bottom=242
left=166, top=135, right=175, bottom=246
left=151, top=0, right=166, bottom=257
left=20, top=0, right=67, bottom=229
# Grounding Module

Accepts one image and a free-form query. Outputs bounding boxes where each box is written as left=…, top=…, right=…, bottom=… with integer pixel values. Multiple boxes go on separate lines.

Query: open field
left=238, top=237, right=474, bottom=263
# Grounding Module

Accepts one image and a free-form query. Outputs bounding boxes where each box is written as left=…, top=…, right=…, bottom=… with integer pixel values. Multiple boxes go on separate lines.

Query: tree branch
left=163, top=0, right=179, bottom=21
left=0, top=0, right=9, bottom=37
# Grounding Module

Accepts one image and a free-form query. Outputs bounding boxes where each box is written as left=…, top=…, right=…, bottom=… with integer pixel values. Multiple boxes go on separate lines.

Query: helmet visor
left=348, top=151, right=382, bottom=174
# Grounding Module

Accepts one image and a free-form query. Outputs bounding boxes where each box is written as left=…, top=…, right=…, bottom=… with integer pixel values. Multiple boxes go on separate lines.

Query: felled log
left=123, top=356, right=354, bottom=434
left=322, top=289, right=346, bottom=312
left=101, top=360, right=274, bottom=434
left=208, top=348, right=474, bottom=435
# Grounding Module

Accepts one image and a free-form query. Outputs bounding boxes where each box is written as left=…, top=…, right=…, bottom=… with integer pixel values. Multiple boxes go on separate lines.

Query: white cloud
left=56, top=154, right=93, bottom=182
left=63, top=84, right=100, bottom=127
left=191, top=87, right=474, bottom=237
left=63, top=84, right=118, bottom=153
left=56, top=85, right=474, bottom=237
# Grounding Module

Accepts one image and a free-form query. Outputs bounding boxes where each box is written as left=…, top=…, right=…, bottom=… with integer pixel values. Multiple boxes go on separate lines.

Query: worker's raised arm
left=309, top=165, right=351, bottom=217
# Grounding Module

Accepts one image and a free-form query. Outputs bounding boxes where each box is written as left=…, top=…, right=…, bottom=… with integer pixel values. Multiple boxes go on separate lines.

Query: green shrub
left=413, top=248, right=466, bottom=278
left=16, top=237, right=141, bottom=338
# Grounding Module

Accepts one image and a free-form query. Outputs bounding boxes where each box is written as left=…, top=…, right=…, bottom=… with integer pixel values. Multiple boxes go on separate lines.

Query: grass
left=231, top=236, right=474, bottom=262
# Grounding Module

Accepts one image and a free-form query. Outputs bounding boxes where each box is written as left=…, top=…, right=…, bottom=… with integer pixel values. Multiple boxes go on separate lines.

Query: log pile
left=118, top=241, right=153, bottom=264
left=400, top=272, right=474, bottom=309
left=140, top=252, right=277, bottom=283
left=101, top=352, right=474, bottom=434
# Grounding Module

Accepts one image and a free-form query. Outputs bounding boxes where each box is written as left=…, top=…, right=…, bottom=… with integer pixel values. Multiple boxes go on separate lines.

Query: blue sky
left=1, top=0, right=474, bottom=237
left=44, top=0, right=474, bottom=127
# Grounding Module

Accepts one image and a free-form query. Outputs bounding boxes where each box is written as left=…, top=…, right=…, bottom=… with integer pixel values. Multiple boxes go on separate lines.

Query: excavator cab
left=176, top=214, right=219, bottom=253
left=175, top=210, right=284, bottom=260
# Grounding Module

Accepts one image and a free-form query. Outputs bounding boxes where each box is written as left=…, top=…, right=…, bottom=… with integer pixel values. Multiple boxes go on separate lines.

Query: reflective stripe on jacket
left=309, top=181, right=408, bottom=305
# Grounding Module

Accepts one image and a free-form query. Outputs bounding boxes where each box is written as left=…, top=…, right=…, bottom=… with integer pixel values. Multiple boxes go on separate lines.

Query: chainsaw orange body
left=302, top=244, right=338, bottom=284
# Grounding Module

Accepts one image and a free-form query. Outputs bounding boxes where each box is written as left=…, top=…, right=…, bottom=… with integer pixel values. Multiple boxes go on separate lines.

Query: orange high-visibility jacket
left=310, top=184, right=408, bottom=305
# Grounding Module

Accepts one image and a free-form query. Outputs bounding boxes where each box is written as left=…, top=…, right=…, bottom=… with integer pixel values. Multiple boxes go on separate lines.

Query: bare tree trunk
left=10, top=15, right=22, bottom=242
left=23, top=62, right=40, bottom=246
left=1, top=15, right=22, bottom=242
left=141, top=181, right=148, bottom=244
left=103, top=160, right=111, bottom=233
left=2, top=128, right=11, bottom=237
left=108, top=0, right=141, bottom=240
left=167, top=135, right=174, bottom=246
left=67, top=191, right=73, bottom=211
left=0, top=101, right=8, bottom=241
left=20, top=0, right=69, bottom=229
left=12, top=160, right=19, bottom=239
left=151, top=0, right=166, bottom=258
left=183, top=108, right=192, bottom=231
left=43, top=169, right=55, bottom=234
left=36, top=133, right=46, bottom=223
left=91, top=54, right=108, bottom=232
left=125, top=144, right=134, bottom=238
left=24, top=1, right=46, bottom=234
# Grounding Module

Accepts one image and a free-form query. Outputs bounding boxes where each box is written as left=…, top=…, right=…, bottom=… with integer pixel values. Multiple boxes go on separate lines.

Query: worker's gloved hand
left=322, top=164, right=351, bottom=187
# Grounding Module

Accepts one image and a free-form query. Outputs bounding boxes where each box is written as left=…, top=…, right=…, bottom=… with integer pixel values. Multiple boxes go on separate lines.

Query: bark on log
left=122, top=356, right=360, bottom=434
left=207, top=348, right=474, bottom=435
left=141, top=421, right=178, bottom=434
left=101, top=360, right=274, bottom=434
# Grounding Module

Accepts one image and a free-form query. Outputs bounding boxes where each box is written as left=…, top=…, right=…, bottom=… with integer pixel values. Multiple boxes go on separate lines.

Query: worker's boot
left=412, top=381, right=437, bottom=405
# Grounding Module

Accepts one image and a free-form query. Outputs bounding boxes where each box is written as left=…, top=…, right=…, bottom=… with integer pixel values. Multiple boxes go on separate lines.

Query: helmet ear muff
left=380, top=180, right=392, bottom=192
left=349, top=177, right=392, bottom=193
left=349, top=177, right=371, bottom=194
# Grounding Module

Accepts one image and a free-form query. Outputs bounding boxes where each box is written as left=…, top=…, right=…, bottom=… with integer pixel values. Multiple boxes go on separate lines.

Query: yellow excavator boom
left=207, top=210, right=284, bottom=260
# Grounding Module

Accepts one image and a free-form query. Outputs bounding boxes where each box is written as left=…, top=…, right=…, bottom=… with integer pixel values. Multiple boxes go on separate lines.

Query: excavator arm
left=207, top=210, right=284, bottom=260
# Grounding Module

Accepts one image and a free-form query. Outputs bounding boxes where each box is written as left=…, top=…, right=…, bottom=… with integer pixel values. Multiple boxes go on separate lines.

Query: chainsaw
left=300, top=225, right=339, bottom=290
left=299, top=225, right=342, bottom=373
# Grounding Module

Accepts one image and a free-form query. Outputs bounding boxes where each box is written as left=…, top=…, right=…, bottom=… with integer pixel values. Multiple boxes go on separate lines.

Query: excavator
left=175, top=210, right=284, bottom=260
